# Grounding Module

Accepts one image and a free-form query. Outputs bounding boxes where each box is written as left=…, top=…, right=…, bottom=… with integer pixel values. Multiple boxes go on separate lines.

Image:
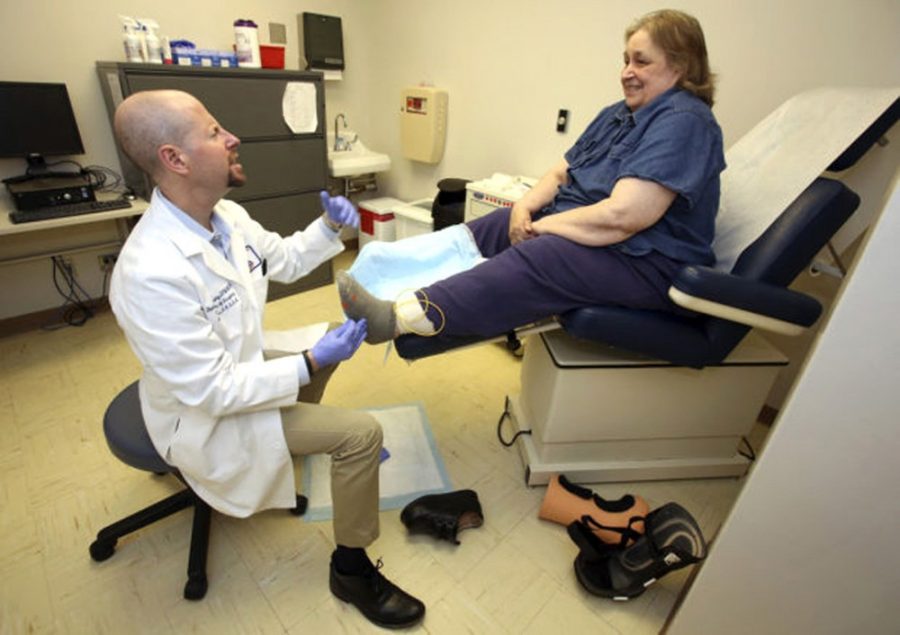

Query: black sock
left=332, top=546, right=372, bottom=575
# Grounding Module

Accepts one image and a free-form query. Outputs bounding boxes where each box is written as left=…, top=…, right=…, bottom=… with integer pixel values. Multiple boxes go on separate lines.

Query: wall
left=0, top=0, right=366, bottom=320
left=1, top=0, right=898, bottom=324
left=669, top=177, right=900, bottom=634
left=355, top=0, right=900, bottom=201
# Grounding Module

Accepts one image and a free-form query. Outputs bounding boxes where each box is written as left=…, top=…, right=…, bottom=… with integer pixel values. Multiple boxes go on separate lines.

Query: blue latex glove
left=309, top=319, right=367, bottom=369
left=320, top=191, right=359, bottom=228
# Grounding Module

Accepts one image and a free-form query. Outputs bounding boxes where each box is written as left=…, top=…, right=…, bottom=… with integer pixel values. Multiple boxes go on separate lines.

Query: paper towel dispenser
left=400, top=86, right=448, bottom=164
left=299, top=13, right=344, bottom=70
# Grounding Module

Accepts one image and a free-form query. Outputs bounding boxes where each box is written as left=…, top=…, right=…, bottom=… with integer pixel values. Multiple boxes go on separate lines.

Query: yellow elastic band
left=393, top=288, right=446, bottom=337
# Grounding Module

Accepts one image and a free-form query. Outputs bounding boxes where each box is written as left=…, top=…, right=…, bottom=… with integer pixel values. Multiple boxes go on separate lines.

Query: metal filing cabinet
left=96, top=62, right=330, bottom=299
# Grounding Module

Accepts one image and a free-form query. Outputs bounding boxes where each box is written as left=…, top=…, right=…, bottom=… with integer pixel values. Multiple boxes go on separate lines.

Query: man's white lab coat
left=110, top=189, right=344, bottom=517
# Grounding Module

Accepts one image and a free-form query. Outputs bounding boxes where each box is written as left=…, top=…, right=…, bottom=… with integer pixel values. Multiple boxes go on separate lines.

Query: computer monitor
left=0, top=81, right=85, bottom=173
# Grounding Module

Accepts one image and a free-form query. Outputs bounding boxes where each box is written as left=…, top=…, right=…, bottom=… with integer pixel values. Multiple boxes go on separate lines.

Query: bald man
left=109, top=91, right=424, bottom=628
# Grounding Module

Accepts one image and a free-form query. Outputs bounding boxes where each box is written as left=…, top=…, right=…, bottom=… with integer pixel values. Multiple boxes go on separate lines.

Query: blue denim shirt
left=555, top=88, right=725, bottom=265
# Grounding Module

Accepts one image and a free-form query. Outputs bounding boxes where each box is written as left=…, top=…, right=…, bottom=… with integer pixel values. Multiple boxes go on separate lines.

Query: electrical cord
left=83, top=164, right=125, bottom=193
left=43, top=256, right=96, bottom=330
left=496, top=396, right=532, bottom=447
left=21, top=160, right=127, bottom=195
left=738, top=436, right=757, bottom=462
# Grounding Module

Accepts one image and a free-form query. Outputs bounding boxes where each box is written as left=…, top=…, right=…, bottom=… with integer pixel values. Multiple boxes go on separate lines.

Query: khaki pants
left=268, top=341, right=382, bottom=548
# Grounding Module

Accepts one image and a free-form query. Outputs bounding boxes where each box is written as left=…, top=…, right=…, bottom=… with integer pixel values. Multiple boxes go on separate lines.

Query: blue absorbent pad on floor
left=301, top=403, right=453, bottom=521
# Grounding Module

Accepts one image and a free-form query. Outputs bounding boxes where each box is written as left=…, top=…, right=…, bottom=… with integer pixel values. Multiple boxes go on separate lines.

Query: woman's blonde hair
left=626, top=9, right=716, bottom=107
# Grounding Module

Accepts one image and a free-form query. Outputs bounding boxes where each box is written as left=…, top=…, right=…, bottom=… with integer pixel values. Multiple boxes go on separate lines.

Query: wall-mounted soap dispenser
left=400, top=86, right=448, bottom=164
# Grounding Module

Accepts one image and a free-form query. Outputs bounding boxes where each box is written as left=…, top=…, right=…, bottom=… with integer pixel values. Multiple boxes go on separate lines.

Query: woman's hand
left=508, top=159, right=570, bottom=244
left=531, top=177, right=676, bottom=246
left=508, top=202, right=535, bottom=244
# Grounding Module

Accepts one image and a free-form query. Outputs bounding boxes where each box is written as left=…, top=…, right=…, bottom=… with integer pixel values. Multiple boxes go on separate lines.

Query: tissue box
left=172, top=48, right=237, bottom=67
left=260, top=45, right=285, bottom=69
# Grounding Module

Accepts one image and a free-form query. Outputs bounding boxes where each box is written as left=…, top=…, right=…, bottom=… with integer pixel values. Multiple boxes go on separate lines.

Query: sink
left=327, top=134, right=391, bottom=177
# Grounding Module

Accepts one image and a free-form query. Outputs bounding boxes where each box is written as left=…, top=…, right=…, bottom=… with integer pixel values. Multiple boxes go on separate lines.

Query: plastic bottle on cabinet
left=119, top=16, right=142, bottom=63
left=145, top=28, right=162, bottom=63
left=136, top=23, right=149, bottom=62
left=233, top=19, right=261, bottom=68
left=141, top=19, right=164, bottom=63
left=161, top=36, right=173, bottom=64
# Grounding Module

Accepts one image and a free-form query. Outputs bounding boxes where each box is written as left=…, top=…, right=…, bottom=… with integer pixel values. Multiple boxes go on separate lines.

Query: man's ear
left=158, top=144, right=189, bottom=175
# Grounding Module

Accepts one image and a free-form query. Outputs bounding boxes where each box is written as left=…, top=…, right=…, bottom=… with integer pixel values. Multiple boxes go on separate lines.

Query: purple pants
left=420, top=208, right=684, bottom=338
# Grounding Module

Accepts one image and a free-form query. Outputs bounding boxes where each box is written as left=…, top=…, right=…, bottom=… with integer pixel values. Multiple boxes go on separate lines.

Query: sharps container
left=357, top=197, right=403, bottom=247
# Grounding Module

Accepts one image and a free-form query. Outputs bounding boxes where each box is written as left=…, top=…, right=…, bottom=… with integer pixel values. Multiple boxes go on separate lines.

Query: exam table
left=395, top=89, right=899, bottom=485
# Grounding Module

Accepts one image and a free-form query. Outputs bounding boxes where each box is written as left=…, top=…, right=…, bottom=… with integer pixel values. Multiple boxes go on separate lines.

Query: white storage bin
left=393, top=198, right=434, bottom=239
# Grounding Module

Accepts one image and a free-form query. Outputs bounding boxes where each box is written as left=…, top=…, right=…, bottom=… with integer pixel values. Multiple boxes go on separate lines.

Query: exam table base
left=506, top=331, right=786, bottom=486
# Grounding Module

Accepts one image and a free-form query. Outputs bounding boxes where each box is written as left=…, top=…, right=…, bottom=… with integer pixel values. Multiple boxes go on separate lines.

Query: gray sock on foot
left=336, top=271, right=397, bottom=344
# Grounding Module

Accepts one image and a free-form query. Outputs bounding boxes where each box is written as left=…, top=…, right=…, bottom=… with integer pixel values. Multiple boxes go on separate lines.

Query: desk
left=0, top=193, right=149, bottom=326
left=0, top=194, right=148, bottom=238
left=0, top=194, right=148, bottom=265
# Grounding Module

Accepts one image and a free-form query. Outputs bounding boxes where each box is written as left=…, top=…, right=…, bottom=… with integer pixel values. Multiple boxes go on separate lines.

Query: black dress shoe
left=329, top=558, right=425, bottom=629
left=400, top=489, right=484, bottom=544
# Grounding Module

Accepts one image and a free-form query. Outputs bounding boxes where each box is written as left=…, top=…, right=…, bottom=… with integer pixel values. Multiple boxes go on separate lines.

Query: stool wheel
left=89, top=538, right=117, bottom=562
left=184, top=574, right=208, bottom=600
left=290, top=494, right=308, bottom=516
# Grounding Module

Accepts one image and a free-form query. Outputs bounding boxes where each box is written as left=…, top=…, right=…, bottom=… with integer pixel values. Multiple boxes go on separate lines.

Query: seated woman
left=340, top=9, right=725, bottom=344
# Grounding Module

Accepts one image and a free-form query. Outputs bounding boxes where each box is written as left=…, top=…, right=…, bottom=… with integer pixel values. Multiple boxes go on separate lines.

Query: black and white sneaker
left=570, top=502, right=707, bottom=601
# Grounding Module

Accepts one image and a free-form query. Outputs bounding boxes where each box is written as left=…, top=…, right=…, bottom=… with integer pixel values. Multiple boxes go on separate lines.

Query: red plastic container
left=259, top=45, right=285, bottom=69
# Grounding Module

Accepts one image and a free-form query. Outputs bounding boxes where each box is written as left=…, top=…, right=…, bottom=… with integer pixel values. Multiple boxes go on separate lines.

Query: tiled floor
left=0, top=250, right=760, bottom=634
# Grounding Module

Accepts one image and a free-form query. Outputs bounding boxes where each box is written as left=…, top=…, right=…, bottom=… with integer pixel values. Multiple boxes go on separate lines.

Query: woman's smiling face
left=621, top=28, right=682, bottom=111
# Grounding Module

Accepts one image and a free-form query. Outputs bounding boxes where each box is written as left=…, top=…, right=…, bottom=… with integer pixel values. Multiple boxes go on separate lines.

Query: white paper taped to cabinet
left=282, top=82, right=318, bottom=133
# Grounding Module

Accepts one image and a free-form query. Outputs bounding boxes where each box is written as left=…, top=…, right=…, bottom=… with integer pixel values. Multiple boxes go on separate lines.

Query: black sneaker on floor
left=571, top=502, right=707, bottom=601
left=329, top=558, right=425, bottom=629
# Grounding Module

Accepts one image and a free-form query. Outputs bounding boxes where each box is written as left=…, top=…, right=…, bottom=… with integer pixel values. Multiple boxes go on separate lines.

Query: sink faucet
left=334, top=113, right=348, bottom=151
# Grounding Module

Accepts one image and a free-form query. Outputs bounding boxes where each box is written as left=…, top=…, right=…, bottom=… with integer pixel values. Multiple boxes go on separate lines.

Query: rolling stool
left=89, top=381, right=308, bottom=600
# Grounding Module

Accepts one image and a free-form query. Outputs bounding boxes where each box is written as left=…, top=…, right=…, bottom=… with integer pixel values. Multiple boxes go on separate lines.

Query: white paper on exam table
left=713, top=86, right=899, bottom=272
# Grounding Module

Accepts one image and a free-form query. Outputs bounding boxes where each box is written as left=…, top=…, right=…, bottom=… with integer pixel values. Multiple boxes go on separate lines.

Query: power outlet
left=556, top=108, right=569, bottom=133
left=98, top=253, right=118, bottom=271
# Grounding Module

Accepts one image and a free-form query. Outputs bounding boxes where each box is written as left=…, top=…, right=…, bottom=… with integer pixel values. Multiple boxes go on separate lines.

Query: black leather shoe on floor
left=329, top=558, right=425, bottom=629
left=401, top=489, right=484, bottom=545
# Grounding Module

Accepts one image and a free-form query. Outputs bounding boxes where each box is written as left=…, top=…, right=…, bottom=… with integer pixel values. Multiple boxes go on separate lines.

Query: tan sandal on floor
left=538, top=474, right=648, bottom=546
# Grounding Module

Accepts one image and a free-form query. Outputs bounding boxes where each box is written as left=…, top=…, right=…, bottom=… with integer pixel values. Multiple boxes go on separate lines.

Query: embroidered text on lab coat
left=204, top=282, right=240, bottom=317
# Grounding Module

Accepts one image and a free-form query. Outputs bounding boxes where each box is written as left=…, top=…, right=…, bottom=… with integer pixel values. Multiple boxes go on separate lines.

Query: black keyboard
left=9, top=198, right=133, bottom=224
